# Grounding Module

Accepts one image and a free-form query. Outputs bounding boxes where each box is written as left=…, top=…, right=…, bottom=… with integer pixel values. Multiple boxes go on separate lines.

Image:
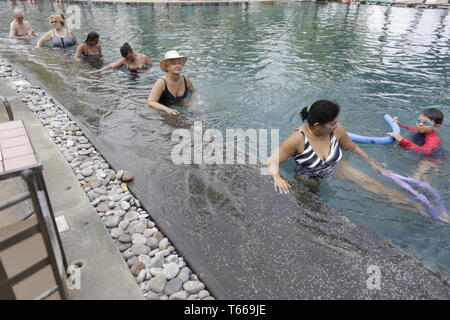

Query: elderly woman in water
left=147, top=50, right=198, bottom=115
left=35, top=13, right=77, bottom=48
left=266, top=100, right=425, bottom=214
left=90, top=43, right=153, bottom=74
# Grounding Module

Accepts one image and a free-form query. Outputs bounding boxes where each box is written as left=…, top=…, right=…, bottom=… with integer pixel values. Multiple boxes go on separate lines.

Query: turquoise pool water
left=1, top=1, right=449, bottom=278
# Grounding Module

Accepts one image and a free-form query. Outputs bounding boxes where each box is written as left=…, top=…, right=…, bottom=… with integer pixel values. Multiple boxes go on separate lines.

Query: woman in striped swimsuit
left=266, top=100, right=425, bottom=215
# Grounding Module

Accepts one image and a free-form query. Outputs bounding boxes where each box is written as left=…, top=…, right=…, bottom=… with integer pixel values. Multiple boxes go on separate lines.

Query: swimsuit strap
left=161, top=76, right=187, bottom=98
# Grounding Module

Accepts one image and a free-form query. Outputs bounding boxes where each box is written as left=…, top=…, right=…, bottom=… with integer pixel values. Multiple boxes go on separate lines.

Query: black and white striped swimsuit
left=293, top=130, right=343, bottom=179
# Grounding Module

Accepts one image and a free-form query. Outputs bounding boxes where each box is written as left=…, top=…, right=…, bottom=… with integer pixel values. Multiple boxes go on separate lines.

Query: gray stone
left=127, top=256, right=138, bottom=267
left=109, top=194, right=122, bottom=202
left=117, top=242, right=131, bottom=252
left=130, top=221, right=147, bottom=234
left=149, top=248, right=160, bottom=257
left=132, top=233, right=147, bottom=245
left=104, top=215, right=120, bottom=228
left=87, top=190, right=98, bottom=202
left=198, top=290, right=210, bottom=299
left=138, top=255, right=151, bottom=267
left=169, top=291, right=188, bottom=300
left=153, top=232, right=164, bottom=242
left=81, top=167, right=94, bottom=177
left=164, top=278, right=183, bottom=296
left=89, top=178, right=102, bottom=189
left=190, top=274, right=199, bottom=281
left=147, top=237, right=159, bottom=250
left=166, top=255, right=179, bottom=264
left=124, top=211, right=139, bottom=222
left=163, top=262, right=180, bottom=280
left=159, top=238, right=169, bottom=250
left=183, top=281, right=205, bottom=294
left=149, top=268, right=163, bottom=277
left=118, top=234, right=132, bottom=243
left=123, top=248, right=135, bottom=259
left=120, top=201, right=131, bottom=211
left=94, top=187, right=108, bottom=195
left=110, top=228, right=123, bottom=239
left=145, top=291, right=159, bottom=300
left=149, top=253, right=165, bottom=269
left=177, top=267, right=190, bottom=283
left=118, top=220, right=129, bottom=231
left=116, top=170, right=124, bottom=180
left=159, top=249, right=170, bottom=257
left=80, top=161, right=94, bottom=169
left=130, top=244, right=151, bottom=255
left=143, top=229, right=153, bottom=238
left=147, top=273, right=166, bottom=293
left=120, top=195, right=133, bottom=202
left=137, top=269, right=147, bottom=283
left=159, top=295, right=169, bottom=301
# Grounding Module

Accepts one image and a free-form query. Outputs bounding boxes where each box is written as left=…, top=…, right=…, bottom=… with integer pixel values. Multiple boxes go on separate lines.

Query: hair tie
left=306, top=105, right=312, bottom=113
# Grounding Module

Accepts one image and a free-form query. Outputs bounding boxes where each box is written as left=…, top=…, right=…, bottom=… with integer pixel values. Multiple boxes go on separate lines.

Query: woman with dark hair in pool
left=266, top=100, right=424, bottom=213
left=35, top=13, right=77, bottom=48
left=90, top=43, right=153, bottom=74
left=75, top=32, right=102, bottom=60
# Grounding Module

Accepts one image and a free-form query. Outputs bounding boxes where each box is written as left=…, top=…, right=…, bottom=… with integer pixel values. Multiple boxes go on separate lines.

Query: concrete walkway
left=0, top=80, right=143, bottom=300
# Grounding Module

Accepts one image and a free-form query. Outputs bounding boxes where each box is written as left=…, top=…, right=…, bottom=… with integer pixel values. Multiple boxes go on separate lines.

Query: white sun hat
left=159, top=50, right=187, bottom=73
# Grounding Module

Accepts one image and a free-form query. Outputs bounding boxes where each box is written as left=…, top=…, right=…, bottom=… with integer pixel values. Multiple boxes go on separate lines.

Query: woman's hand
left=273, top=175, right=291, bottom=194
left=164, top=107, right=180, bottom=115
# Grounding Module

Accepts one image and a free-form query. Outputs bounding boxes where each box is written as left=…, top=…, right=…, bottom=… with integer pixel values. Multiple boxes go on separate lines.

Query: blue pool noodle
left=348, top=114, right=400, bottom=144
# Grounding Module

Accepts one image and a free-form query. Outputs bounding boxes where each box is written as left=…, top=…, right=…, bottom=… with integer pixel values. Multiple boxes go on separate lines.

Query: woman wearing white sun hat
left=147, top=50, right=196, bottom=115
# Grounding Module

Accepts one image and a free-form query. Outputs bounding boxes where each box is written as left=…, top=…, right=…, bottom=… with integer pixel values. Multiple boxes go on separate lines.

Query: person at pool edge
left=74, top=32, right=102, bottom=61
left=35, top=13, right=77, bottom=48
left=90, top=43, right=153, bottom=74
left=147, top=50, right=197, bottom=115
left=9, top=9, right=37, bottom=39
left=266, top=100, right=386, bottom=193
left=388, top=107, right=445, bottom=181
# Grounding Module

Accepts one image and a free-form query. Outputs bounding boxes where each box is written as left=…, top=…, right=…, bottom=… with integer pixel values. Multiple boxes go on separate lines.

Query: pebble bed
left=0, top=60, right=214, bottom=301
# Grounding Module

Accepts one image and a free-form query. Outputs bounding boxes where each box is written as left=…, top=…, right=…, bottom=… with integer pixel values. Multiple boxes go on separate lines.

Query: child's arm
left=392, top=116, right=417, bottom=132
left=398, top=122, right=417, bottom=132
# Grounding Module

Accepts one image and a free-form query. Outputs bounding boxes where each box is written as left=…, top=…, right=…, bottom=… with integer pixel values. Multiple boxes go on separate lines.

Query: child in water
left=388, top=107, right=445, bottom=180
